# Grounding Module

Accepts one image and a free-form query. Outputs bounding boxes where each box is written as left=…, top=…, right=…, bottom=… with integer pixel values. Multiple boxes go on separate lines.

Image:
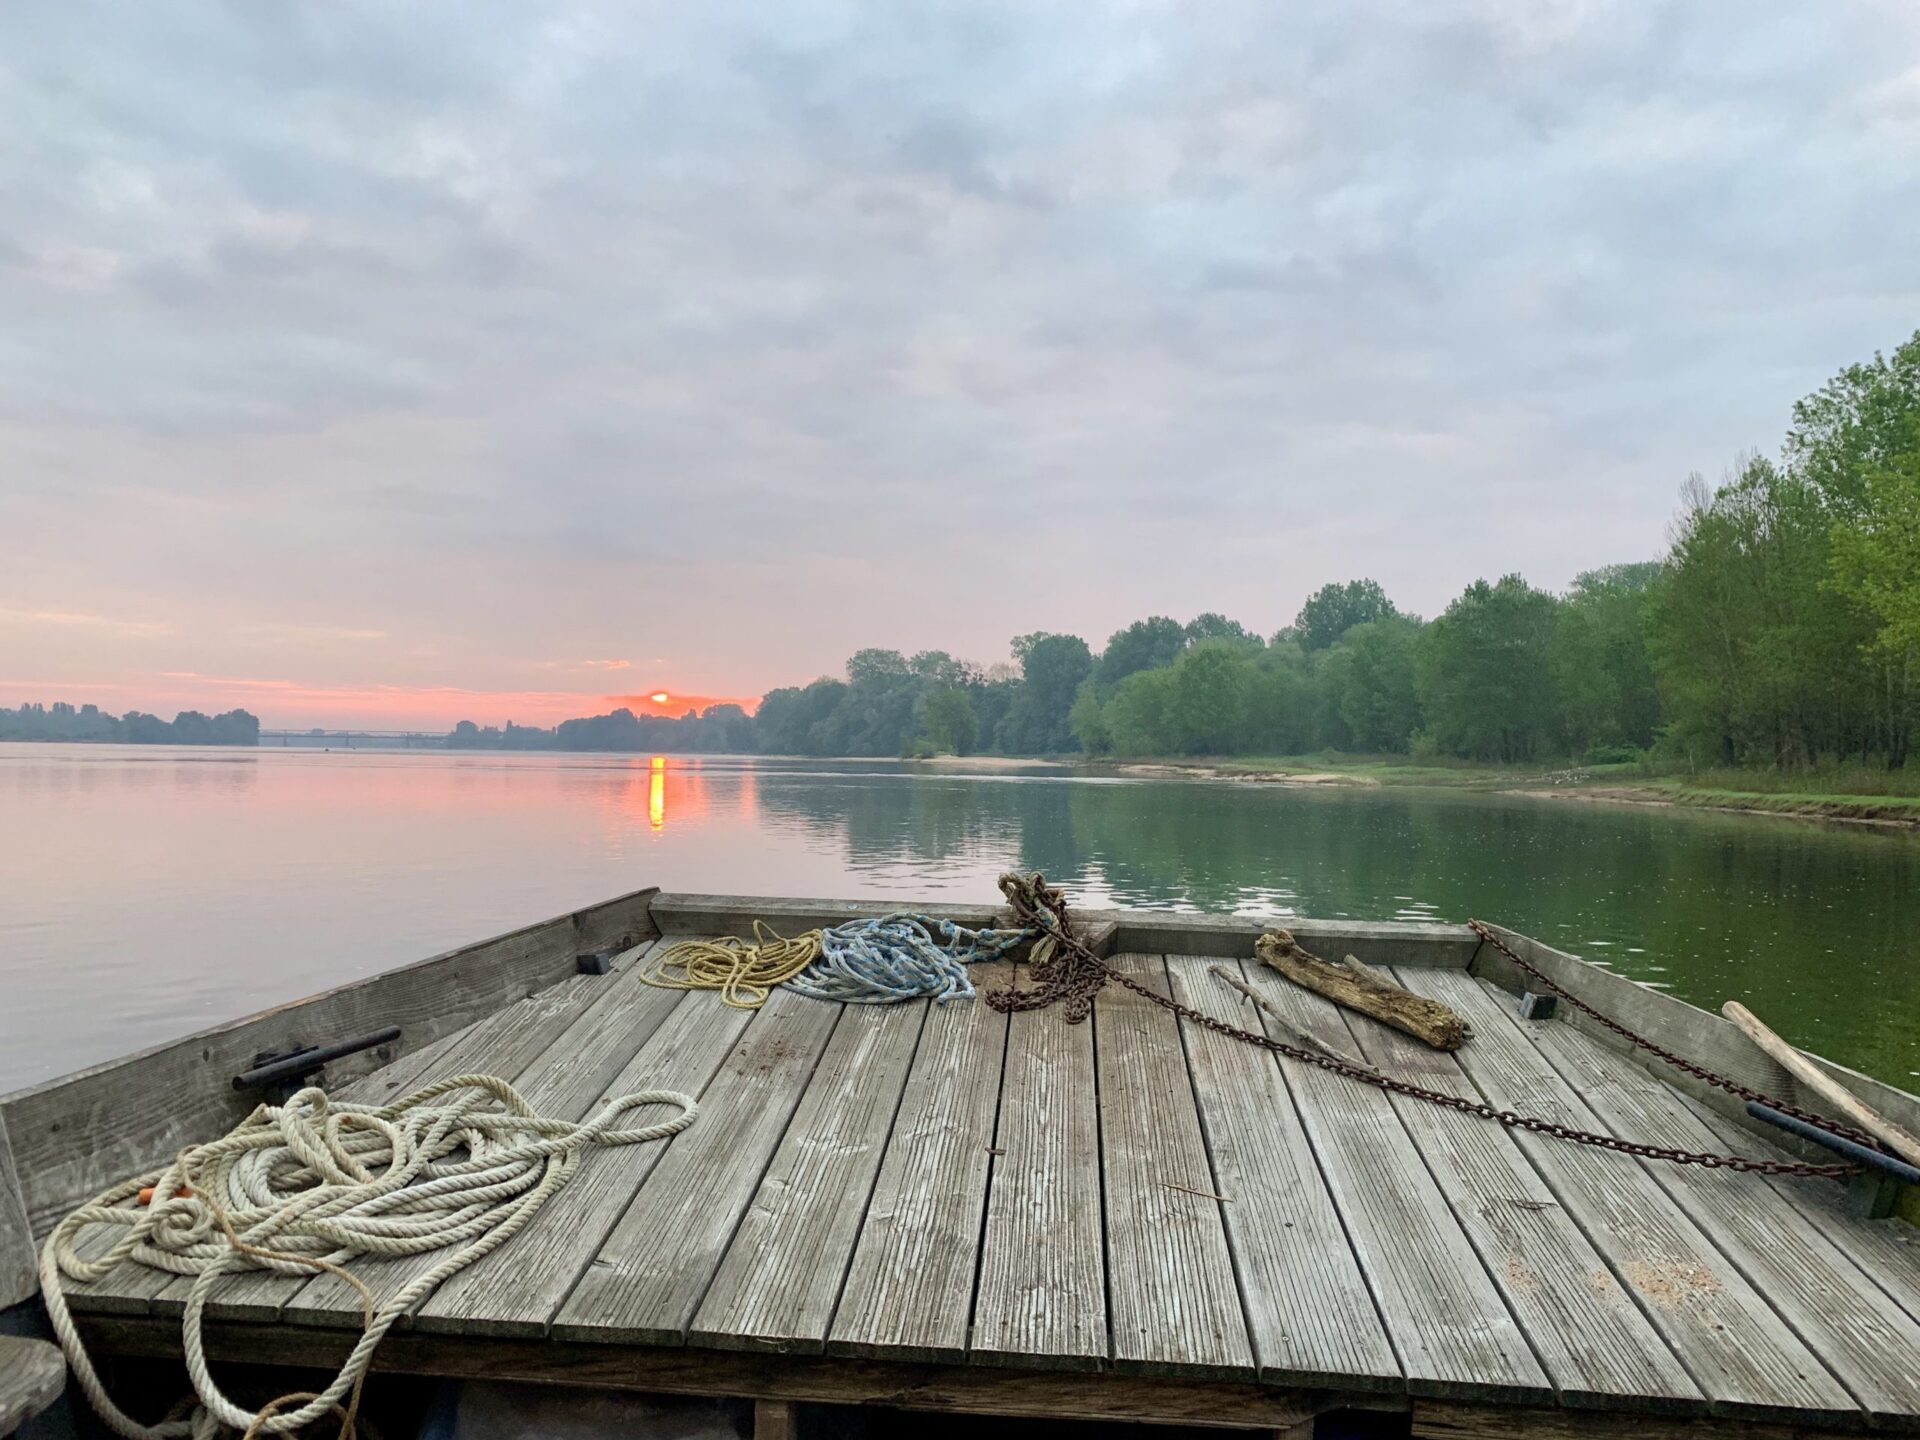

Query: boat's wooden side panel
left=649, top=893, right=1480, bottom=969
left=1096, top=954, right=1252, bottom=1379
left=0, top=1115, right=35, bottom=1311
left=1114, top=914, right=1480, bottom=968
left=1469, top=923, right=1920, bottom=1177
left=1166, top=955, right=1402, bottom=1391
left=1, top=887, right=661, bottom=1252
left=1404, top=968, right=1859, bottom=1425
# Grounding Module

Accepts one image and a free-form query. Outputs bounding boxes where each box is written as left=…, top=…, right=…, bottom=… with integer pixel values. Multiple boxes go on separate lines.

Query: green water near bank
left=3, top=745, right=1918, bottom=1089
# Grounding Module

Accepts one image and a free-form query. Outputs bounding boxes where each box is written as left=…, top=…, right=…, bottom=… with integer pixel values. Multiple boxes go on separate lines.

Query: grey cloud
left=3, top=0, right=1919, bottom=712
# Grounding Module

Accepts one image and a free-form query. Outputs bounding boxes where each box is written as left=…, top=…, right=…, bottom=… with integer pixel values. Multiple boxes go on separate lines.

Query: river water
left=3, top=743, right=1917, bottom=1093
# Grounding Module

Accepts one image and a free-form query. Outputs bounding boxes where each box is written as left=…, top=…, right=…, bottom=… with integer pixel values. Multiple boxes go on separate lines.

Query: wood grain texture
left=63, top=966, right=626, bottom=1323
left=81, top=1313, right=1399, bottom=1430
left=1360, top=967, right=1700, bottom=1412
left=142, top=962, right=643, bottom=1324
left=1236, top=963, right=1550, bottom=1402
left=280, top=952, right=688, bottom=1329
left=1165, top=955, right=1400, bottom=1391
left=1256, top=931, right=1468, bottom=1049
left=551, top=988, right=842, bottom=1346
left=1520, top=998, right=1920, bottom=1423
left=417, top=984, right=756, bottom=1336
left=0, top=1112, right=42, bottom=1308
left=0, top=1335, right=65, bottom=1434
left=828, top=964, right=1012, bottom=1362
left=4, top=887, right=660, bottom=1239
left=1402, top=968, right=1858, bottom=1425
left=1094, top=953, right=1253, bottom=1379
left=690, top=999, right=928, bottom=1353
left=970, top=970, right=1107, bottom=1370
left=1680, top=1094, right=1920, bottom=1329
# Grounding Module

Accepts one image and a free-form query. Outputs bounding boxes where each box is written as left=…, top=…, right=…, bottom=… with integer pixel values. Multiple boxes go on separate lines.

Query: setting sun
left=648, top=692, right=670, bottom=704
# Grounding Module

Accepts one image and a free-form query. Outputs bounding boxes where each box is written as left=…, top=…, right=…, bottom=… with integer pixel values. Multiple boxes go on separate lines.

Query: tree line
left=744, top=329, right=1920, bottom=770
left=0, top=702, right=261, bottom=745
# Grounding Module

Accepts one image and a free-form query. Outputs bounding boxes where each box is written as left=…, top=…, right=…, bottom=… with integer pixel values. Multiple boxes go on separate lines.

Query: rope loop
left=42, top=1074, right=696, bottom=1440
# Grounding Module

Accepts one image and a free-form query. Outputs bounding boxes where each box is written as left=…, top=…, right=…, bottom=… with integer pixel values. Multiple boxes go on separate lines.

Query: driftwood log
left=1255, top=929, right=1471, bottom=1051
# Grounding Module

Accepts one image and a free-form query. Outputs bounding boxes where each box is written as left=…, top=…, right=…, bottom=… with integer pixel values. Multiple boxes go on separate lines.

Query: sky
left=3, top=2, right=1919, bottom=730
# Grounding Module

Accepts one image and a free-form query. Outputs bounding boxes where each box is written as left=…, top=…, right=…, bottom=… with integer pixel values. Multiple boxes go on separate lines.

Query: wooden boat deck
left=55, top=898, right=1920, bottom=1435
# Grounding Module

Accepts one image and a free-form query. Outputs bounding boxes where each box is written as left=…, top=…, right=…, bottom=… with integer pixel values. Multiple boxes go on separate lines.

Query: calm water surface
left=3, top=744, right=1918, bottom=1092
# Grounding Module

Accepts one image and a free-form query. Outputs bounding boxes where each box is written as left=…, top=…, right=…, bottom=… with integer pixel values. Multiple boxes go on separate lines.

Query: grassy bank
left=1102, top=753, right=1920, bottom=827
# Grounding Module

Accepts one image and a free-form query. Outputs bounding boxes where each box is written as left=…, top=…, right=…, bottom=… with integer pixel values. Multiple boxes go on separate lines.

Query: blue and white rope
left=785, top=914, right=1031, bottom=1005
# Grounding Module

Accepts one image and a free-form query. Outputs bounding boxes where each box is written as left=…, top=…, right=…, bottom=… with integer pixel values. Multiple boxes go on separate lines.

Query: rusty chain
left=982, top=874, right=1857, bottom=1179
left=1465, top=919, right=1885, bottom=1153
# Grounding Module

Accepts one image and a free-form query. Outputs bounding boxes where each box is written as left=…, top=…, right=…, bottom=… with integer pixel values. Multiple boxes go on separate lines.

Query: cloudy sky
left=3, top=2, right=1918, bottom=728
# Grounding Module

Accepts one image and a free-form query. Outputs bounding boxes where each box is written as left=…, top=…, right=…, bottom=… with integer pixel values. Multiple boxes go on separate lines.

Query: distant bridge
left=259, top=729, right=444, bottom=749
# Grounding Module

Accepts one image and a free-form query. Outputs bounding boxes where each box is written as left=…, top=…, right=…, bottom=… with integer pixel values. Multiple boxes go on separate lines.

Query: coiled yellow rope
left=638, top=922, right=823, bottom=1009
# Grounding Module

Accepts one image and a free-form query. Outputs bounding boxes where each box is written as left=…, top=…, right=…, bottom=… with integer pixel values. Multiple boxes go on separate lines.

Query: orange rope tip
left=136, top=1186, right=191, bottom=1206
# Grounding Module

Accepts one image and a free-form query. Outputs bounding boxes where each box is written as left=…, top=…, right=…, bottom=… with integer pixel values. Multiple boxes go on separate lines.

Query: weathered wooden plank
left=1236, top=963, right=1548, bottom=1401
left=82, top=1312, right=1405, bottom=1431
left=649, top=894, right=1007, bottom=939
left=0, top=1112, right=39, bottom=1308
left=551, top=989, right=843, bottom=1345
left=1165, top=955, right=1400, bottom=1391
left=1410, top=1397, right=1849, bottom=1440
left=280, top=952, right=688, bottom=1328
left=1518, top=997, right=1920, bottom=1424
left=970, top=968, right=1107, bottom=1371
left=1095, top=953, right=1252, bottom=1379
left=132, top=961, right=645, bottom=1324
left=648, top=893, right=1477, bottom=969
left=1354, top=967, right=1700, bottom=1411
left=59, top=972, right=620, bottom=1321
left=1400, top=968, right=1858, bottom=1425
left=417, top=974, right=756, bottom=1335
left=3, top=887, right=661, bottom=1239
left=828, top=964, right=1012, bottom=1362
left=1680, top=1094, right=1920, bottom=1329
left=690, top=1000, right=929, bottom=1352
left=1114, top=914, right=1480, bottom=968
left=1470, top=924, right=1920, bottom=1167
left=0, top=1335, right=65, bottom=1434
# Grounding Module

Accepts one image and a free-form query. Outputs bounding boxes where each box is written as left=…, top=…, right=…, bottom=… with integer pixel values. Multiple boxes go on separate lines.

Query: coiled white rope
left=41, top=1074, right=697, bottom=1439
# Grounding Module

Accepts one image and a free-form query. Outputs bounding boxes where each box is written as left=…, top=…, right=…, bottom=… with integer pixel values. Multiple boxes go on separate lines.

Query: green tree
left=1551, top=563, right=1662, bottom=756
left=919, top=686, right=978, bottom=755
left=1184, top=613, right=1262, bottom=649
left=1292, top=579, right=1400, bottom=652
left=1096, top=616, right=1188, bottom=688
left=1647, top=461, right=1872, bottom=768
left=1069, top=681, right=1112, bottom=756
left=1320, top=618, right=1423, bottom=752
left=1416, top=575, right=1561, bottom=761
left=1166, top=644, right=1251, bottom=753
left=999, top=633, right=1093, bottom=753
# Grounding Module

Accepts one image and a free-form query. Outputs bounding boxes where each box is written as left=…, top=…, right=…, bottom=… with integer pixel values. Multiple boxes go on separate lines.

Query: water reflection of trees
left=747, top=767, right=1920, bottom=1080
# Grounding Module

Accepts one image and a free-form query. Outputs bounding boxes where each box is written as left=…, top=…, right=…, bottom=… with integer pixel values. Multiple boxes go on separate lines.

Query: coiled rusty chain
left=986, top=875, right=1856, bottom=1179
